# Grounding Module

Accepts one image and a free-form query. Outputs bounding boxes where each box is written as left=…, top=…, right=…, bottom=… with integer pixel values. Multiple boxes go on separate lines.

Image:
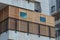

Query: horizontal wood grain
left=0, top=6, right=55, bottom=27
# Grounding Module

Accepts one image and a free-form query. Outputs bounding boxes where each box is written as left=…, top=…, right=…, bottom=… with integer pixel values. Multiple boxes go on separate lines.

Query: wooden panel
left=33, top=23, right=38, bottom=34
left=46, top=16, right=55, bottom=27
left=8, top=6, right=55, bottom=27
left=30, top=11, right=40, bottom=23
left=0, top=10, right=3, bottom=22
left=50, top=28, right=55, bottom=38
left=8, top=19, right=15, bottom=30
left=20, top=21, right=27, bottom=32
left=0, top=6, right=9, bottom=22
left=17, top=20, right=20, bottom=31
left=40, top=25, right=49, bottom=36
left=9, top=6, right=19, bottom=19
left=29, top=23, right=38, bottom=34
left=0, top=19, right=8, bottom=33
left=3, top=6, right=9, bottom=20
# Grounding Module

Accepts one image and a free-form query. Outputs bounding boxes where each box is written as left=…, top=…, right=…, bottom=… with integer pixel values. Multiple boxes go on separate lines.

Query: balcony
left=0, top=6, right=55, bottom=27
left=0, top=17, right=55, bottom=38
left=0, top=6, right=55, bottom=38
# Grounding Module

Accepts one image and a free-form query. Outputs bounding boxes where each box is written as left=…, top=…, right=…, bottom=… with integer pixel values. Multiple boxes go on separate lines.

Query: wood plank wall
left=0, top=6, right=55, bottom=38
left=8, top=6, right=55, bottom=27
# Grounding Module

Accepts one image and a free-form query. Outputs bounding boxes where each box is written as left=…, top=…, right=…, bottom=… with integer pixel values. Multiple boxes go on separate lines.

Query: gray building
left=0, top=0, right=56, bottom=40
left=52, top=0, right=60, bottom=40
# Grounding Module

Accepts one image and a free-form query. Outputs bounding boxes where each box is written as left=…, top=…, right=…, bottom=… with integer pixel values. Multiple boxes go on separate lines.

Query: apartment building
left=0, top=0, right=55, bottom=40
left=51, top=0, right=60, bottom=40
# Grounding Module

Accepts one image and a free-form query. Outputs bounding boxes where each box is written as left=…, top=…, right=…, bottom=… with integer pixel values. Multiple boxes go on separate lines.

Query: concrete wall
left=0, top=30, right=55, bottom=40
left=0, top=0, right=57, bottom=15
left=0, top=0, right=34, bottom=10
left=49, top=0, right=57, bottom=14
left=0, top=32, right=9, bottom=40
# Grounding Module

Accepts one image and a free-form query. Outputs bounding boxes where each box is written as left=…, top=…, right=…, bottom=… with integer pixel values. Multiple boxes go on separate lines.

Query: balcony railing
left=0, top=17, right=56, bottom=38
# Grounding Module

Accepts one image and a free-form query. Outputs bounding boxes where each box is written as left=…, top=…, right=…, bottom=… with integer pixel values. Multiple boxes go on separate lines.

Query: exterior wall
left=0, top=6, right=55, bottom=28
left=8, top=6, right=55, bottom=27
left=38, top=0, right=50, bottom=15
left=56, top=0, right=60, bottom=12
left=49, top=0, right=57, bottom=15
left=0, top=6, right=55, bottom=40
left=8, top=30, right=55, bottom=40
left=0, top=31, right=8, bottom=40
left=5, top=30, right=56, bottom=40
left=0, top=6, right=9, bottom=22
left=0, top=0, right=56, bottom=15
left=0, top=30, right=56, bottom=40
left=0, top=0, right=34, bottom=10
left=56, top=36, right=60, bottom=40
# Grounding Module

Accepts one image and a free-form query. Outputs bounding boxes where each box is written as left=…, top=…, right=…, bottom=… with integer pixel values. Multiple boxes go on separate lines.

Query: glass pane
left=40, top=17, right=46, bottom=22
left=20, top=12, right=27, bottom=18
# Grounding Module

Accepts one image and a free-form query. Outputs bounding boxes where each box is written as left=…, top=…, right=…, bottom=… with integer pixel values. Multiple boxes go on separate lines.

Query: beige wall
left=0, top=6, right=55, bottom=27
left=0, top=6, right=55, bottom=38
left=8, top=6, right=55, bottom=27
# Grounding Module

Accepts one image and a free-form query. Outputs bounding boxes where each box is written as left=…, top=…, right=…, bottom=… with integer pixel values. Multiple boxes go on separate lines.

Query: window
left=40, top=17, right=46, bottom=22
left=51, top=6, right=55, bottom=13
left=57, top=30, right=60, bottom=36
left=59, top=2, right=60, bottom=8
left=20, top=12, right=27, bottom=18
left=34, top=2, right=41, bottom=12
left=58, top=0, right=60, bottom=8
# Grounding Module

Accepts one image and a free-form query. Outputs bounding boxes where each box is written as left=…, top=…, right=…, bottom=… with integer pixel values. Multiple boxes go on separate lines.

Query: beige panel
left=29, top=23, right=38, bottom=34
left=9, top=6, right=19, bottom=19
left=40, top=25, right=49, bottom=36
left=50, top=28, right=55, bottom=38
left=19, top=9, right=40, bottom=23
left=20, top=21, right=27, bottom=32
left=33, top=23, right=38, bottom=34
left=29, top=23, right=34, bottom=33
left=8, top=6, right=55, bottom=27
left=31, top=12, right=40, bottom=23
left=26, top=10, right=33, bottom=22
left=46, top=16, right=55, bottom=27
left=8, top=19, right=15, bottom=30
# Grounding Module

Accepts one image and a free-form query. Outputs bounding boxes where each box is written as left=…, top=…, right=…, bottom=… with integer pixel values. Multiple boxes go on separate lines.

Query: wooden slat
left=20, top=21, right=27, bottom=32
left=29, top=23, right=38, bottom=34
left=40, top=25, right=49, bottom=36
left=50, top=28, right=55, bottom=38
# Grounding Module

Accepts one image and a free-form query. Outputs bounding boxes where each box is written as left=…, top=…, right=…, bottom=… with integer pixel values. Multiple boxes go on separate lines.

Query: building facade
left=0, top=0, right=55, bottom=40
left=52, top=0, right=60, bottom=40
